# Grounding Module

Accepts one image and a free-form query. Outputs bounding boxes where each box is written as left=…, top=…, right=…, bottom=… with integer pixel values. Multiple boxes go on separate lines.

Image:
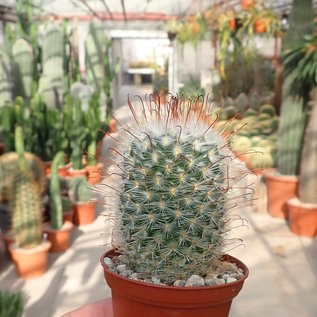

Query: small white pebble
left=117, top=264, right=127, bottom=273
left=118, top=254, right=129, bottom=264
left=214, top=278, right=226, bottom=285
left=174, top=280, right=186, bottom=287
left=151, top=277, right=161, bottom=284
left=222, top=274, right=230, bottom=279
left=226, top=277, right=237, bottom=284
left=129, top=273, right=140, bottom=280
left=185, top=275, right=205, bottom=287
left=204, top=278, right=215, bottom=286
left=104, top=257, right=113, bottom=266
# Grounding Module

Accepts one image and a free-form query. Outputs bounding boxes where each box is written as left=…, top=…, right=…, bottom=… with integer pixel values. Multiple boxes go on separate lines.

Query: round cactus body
left=106, top=96, right=250, bottom=284
left=259, top=104, right=276, bottom=117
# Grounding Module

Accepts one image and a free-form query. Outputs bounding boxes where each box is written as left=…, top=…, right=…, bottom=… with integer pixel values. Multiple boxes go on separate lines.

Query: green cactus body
left=9, top=127, right=43, bottom=248
left=0, top=290, right=23, bottom=317
left=244, top=108, right=257, bottom=117
left=249, top=150, right=274, bottom=169
left=49, top=152, right=65, bottom=230
left=278, top=94, right=307, bottom=175
left=0, top=49, right=12, bottom=108
left=70, top=176, right=92, bottom=202
left=106, top=96, right=249, bottom=284
left=12, top=39, right=33, bottom=100
left=259, top=104, right=276, bottom=117
left=231, top=135, right=252, bottom=153
left=234, top=93, right=249, bottom=112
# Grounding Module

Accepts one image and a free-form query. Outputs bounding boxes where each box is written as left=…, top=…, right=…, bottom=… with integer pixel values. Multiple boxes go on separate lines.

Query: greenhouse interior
left=0, top=0, right=317, bottom=316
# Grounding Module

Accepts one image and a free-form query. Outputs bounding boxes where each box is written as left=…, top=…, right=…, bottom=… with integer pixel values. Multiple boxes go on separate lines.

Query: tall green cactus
left=49, top=151, right=65, bottom=230
left=39, top=23, right=64, bottom=108
left=85, top=20, right=104, bottom=92
left=9, top=127, right=43, bottom=248
left=277, top=0, right=314, bottom=176
left=0, top=48, right=12, bottom=108
left=105, top=96, right=249, bottom=284
left=70, top=176, right=92, bottom=203
left=12, top=39, right=33, bottom=101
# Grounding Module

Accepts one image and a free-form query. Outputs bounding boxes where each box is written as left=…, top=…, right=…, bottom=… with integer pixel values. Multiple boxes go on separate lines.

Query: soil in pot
left=264, top=170, right=298, bottom=219
left=9, top=240, right=51, bottom=279
left=86, top=163, right=103, bottom=185
left=100, top=249, right=249, bottom=317
left=73, top=200, right=97, bottom=225
left=43, top=221, right=74, bottom=253
left=287, top=197, right=317, bottom=237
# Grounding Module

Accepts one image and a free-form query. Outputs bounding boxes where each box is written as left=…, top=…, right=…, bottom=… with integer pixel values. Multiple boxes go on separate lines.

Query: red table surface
left=62, top=298, right=113, bottom=317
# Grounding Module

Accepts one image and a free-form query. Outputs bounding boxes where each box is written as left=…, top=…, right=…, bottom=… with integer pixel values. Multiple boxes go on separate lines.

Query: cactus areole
left=101, top=95, right=250, bottom=316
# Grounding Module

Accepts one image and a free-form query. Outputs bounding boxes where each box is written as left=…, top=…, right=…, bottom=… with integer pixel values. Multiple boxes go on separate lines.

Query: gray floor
left=1, top=96, right=317, bottom=317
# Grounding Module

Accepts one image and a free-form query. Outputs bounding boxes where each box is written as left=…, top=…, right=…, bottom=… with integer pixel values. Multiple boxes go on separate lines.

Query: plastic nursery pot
left=254, top=19, right=267, bottom=34
left=67, top=168, right=87, bottom=178
left=58, top=166, right=69, bottom=177
left=43, top=221, right=74, bottom=253
left=63, top=210, right=74, bottom=223
left=263, top=169, right=298, bottom=219
left=101, top=249, right=249, bottom=317
left=287, top=198, right=317, bottom=237
left=85, top=163, right=104, bottom=185
left=44, top=161, right=51, bottom=176
left=241, top=0, right=255, bottom=10
left=9, top=240, right=51, bottom=279
left=73, top=200, right=97, bottom=226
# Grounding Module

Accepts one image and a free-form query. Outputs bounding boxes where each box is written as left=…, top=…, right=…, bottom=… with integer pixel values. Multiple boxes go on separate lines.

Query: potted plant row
left=100, top=95, right=251, bottom=317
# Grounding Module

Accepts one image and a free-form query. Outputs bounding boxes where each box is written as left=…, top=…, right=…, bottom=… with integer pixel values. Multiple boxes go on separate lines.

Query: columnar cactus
left=49, top=151, right=65, bottom=230
left=70, top=176, right=92, bottom=203
left=9, top=127, right=43, bottom=248
left=39, top=23, right=64, bottom=108
left=105, top=95, right=250, bottom=284
left=12, top=39, right=33, bottom=101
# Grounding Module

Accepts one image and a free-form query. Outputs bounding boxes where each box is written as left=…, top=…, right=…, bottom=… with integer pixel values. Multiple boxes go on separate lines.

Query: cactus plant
left=0, top=48, right=12, bottom=108
left=49, top=151, right=65, bottom=230
left=259, top=104, right=276, bottom=117
left=103, top=95, right=251, bottom=284
left=9, top=127, right=43, bottom=248
left=0, top=291, right=23, bottom=317
left=12, top=39, right=33, bottom=101
left=70, top=176, right=92, bottom=203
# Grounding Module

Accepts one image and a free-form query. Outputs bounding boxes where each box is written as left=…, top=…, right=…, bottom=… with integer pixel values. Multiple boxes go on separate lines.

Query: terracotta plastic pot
left=287, top=197, right=317, bottom=237
left=9, top=240, right=51, bottom=279
left=264, top=170, right=298, bottom=219
left=254, top=19, right=267, bottom=34
left=86, top=163, right=104, bottom=185
left=58, top=166, right=69, bottom=177
left=241, top=0, right=255, bottom=10
left=44, top=161, right=51, bottom=176
left=109, top=119, right=116, bottom=134
left=2, top=229, right=14, bottom=259
left=67, top=168, right=87, bottom=178
left=229, top=18, right=236, bottom=31
left=101, top=249, right=248, bottom=317
left=43, top=221, right=74, bottom=253
left=73, top=200, right=97, bottom=225
left=63, top=210, right=74, bottom=223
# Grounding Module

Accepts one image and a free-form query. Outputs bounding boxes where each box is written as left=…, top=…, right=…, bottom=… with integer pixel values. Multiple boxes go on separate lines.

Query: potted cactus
left=43, top=151, right=74, bottom=252
left=7, top=127, right=51, bottom=279
left=284, top=33, right=317, bottom=237
left=70, top=176, right=96, bottom=225
left=100, top=95, right=251, bottom=317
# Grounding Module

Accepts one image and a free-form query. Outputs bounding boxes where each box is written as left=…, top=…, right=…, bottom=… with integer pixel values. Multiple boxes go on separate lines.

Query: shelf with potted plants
left=99, top=95, right=252, bottom=317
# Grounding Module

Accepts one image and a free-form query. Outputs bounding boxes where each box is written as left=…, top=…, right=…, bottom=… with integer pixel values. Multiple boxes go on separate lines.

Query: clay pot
left=63, top=210, right=74, bottom=223
left=44, top=161, right=51, bottom=176
left=229, top=18, right=236, bottom=31
left=263, top=170, right=298, bottom=219
left=287, top=198, right=317, bottom=237
left=85, top=163, right=104, bottom=185
left=241, top=0, right=255, bottom=10
left=9, top=240, right=51, bottom=279
left=109, top=119, right=116, bottom=134
left=67, top=168, right=87, bottom=178
left=254, top=19, right=267, bottom=34
left=43, top=221, right=74, bottom=253
left=58, top=166, right=69, bottom=177
left=101, top=249, right=249, bottom=317
left=73, top=200, right=97, bottom=226
left=2, top=229, right=14, bottom=259
left=0, top=143, right=4, bottom=155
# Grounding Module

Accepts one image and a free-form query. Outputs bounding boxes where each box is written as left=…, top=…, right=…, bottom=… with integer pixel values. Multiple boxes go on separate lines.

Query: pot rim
left=100, top=249, right=249, bottom=291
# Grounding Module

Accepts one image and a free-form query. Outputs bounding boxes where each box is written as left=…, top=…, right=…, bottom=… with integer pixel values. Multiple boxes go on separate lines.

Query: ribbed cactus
left=70, top=176, right=92, bottom=202
left=249, top=150, right=274, bottom=169
left=277, top=89, right=307, bottom=175
left=259, top=104, right=276, bottom=117
left=105, top=95, right=249, bottom=284
left=9, top=127, right=43, bottom=248
left=298, top=95, right=317, bottom=204
left=49, top=151, right=65, bottom=230
left=0, top=48, right=12, bottom=108
left=85, top=20, right=104, bottom=92
left=39, top=23, right=64, bottom=108
left=12, top=39, right=33, bottom=101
